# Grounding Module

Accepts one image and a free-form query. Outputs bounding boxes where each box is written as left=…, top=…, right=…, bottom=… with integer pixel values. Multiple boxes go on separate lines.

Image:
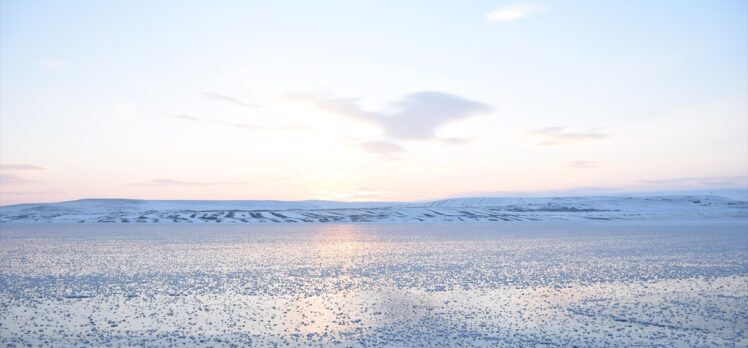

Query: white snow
left=0, top=195, right=745, bottom=223
left=1, top=195, right=746, bottom=346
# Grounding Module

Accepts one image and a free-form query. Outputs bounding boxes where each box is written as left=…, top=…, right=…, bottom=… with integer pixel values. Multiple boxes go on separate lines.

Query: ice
left=0, top=221, right=746, bottom=346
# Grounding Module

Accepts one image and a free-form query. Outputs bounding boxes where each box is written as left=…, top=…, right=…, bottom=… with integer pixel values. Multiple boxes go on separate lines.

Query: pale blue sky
left=1, top=1, right=746, bottom=204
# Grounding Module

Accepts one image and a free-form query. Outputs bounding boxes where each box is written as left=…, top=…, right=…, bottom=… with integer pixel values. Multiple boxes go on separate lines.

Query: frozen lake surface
left=1, top=221, right=747, bottom=347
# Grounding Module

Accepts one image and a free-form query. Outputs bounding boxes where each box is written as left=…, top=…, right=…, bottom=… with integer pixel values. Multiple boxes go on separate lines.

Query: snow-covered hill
left=1, top=195, right=746, bottom=223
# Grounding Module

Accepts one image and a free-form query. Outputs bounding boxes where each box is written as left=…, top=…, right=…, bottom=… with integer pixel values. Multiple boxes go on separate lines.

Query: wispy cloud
left=486, top=3, right=550, bottom=22
left=174, top=114, right=203, bottom=122
left=0, top=173, right=40, bottom=185
left=530, top=127, right=609, bottom=146
left=0, top=164, right=45, bottom=171
left=638, top=176, right=747, bottom=186
left=0, top=190, right=65, bottom=196
left=200, top=92, right=259, bottom=108
left=561, top=161, right=601, bottom=169
left=290, top=91, right=493, bottom=142
left=172, top=113, right=309, bottom=132
left=127, top=178, right=245, bottom=187
left=0, top=164, right=45, bottom=186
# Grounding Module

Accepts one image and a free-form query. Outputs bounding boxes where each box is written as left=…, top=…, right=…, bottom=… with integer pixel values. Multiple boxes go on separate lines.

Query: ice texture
left=1, top=221, right=746, bottom=346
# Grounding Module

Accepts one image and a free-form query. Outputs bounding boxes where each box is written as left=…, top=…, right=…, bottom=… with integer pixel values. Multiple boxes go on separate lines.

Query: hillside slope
left=1, top=195, right=746, bottom=223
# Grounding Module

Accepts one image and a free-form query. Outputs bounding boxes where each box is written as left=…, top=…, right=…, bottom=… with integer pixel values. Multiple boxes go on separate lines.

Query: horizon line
left=2, top=187, right=747, bottom=207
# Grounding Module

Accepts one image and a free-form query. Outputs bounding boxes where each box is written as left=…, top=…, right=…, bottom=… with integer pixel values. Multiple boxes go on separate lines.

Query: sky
left=1, top=0, right=747, bottom=205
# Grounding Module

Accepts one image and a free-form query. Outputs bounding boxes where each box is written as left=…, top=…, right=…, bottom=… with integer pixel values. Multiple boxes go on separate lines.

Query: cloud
left=638, top=176, right=747, bottom=186
left=127, top=178, right=244, bottom=187
left=0, top=164, right=45, bottom=171
left=0, top=173, right=40, bottom=185
left=384, top=92, right=493, bottom=140
left=0, top=165, right=45, bottom=186
left=290, top=95, right=381, bottom=121
left=561, top=161, right=601, bottom=169
left=530, top=127, right=609, bottom=146
left=0, top=190, right=64, bottom=196
left=486, top=3, right=550, bottom=22
left=358, top=140, right=405, bottom=159
left=200, top=92, right=259, bottom=108
left=172, top=113, right=309, bottom=132
left=290, top=91, right=493, bottom=141
left=174, top=114, right=203, bottom=122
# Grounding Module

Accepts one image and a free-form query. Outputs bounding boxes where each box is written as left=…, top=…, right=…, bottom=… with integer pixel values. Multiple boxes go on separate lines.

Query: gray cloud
left=290, top=91, right=493, bottom=141
left=200, top=92, right=259, bottom=108
left=561, top=161, right=601, bottom=169
left=0, top=164, right=45, bottom=171
left=128, top=179, right=245, bottom=187
left=530, top=127, right=609, bottom=146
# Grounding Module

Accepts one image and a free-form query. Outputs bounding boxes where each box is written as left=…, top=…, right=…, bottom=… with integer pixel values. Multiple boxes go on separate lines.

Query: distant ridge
left=1, top=195, right=746, bottom=223
left=444, top=188, right=748, bottom=202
